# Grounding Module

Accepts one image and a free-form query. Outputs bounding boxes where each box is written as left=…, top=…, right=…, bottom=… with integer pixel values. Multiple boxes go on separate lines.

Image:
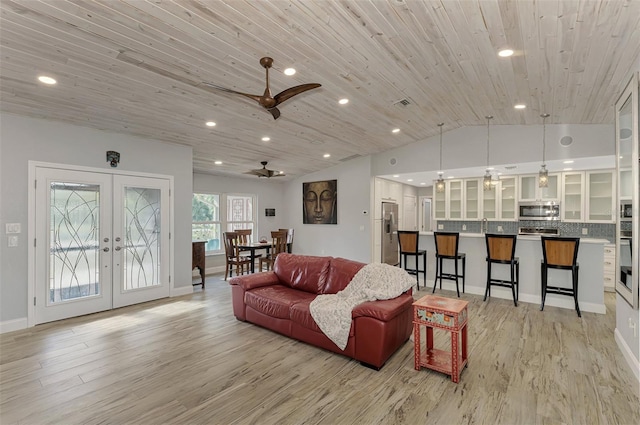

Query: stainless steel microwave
left=518, top=201, right=560, bottom=221
left=620, top=201, right=632, bottom=220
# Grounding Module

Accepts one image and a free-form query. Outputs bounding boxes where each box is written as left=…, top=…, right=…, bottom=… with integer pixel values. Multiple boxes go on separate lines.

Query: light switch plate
left=582, top=228, right=588, bottom=235
left=6, top=223, right=21, bottom=234
left=8, top=235, right=18, bottom=247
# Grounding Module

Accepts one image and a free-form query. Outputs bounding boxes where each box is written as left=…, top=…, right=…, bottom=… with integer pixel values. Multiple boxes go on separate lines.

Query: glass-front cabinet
left=464, top=179, right=480, bottom=219
left=434, top=184, right=446, bottom=220
left=449, top=180, right=463, bottom=219
left=519, top=173, right=560, bottom=201
left=562, top=172, right=584, bottom=222
left=482, top=183, right=498, bottom=219
left=586, top=171, right=615, bottom=222
left=500, top=177, right=517, bottom=220
left=615, top=72, right=638, bottom=309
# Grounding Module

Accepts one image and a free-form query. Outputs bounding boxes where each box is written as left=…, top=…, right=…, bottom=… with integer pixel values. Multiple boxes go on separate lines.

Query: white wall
left=193, top=172, right=287, bottom=269
left=282, top=156, right=372, bottom=263
left=615, top=58, right=640, bottom=381
left=0, top=114, right=193, bottom=328
left=372, top=124, right=614, bottom=176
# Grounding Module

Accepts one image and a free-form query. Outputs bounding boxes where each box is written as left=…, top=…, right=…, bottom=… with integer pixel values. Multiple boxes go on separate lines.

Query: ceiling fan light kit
left=202, top=57, right=321, bottom=120
left=245, top=161, right=285, bottom=178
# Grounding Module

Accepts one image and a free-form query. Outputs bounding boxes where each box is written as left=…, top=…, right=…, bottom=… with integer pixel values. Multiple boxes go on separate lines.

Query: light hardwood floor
left=1, top=276, right=639, bottom=425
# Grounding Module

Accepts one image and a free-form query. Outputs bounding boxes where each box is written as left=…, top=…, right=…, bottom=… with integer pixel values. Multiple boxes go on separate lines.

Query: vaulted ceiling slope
left=1, top=1, right=639, bottom=179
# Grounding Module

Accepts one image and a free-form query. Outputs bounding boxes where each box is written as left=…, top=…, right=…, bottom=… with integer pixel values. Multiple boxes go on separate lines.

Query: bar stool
left=397, top=230, right=427, bottom=290
left=484, top=234, right=519, bottom=306
left=540, top=236, right=581, bottom=317
left=433, top=232, right=465, bottom=297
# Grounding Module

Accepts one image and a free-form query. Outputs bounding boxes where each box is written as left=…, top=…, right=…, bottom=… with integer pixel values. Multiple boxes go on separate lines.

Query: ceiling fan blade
left=274, top=83, right=321, bottom=106
left=200, top=82, right=262, bottom=103
left=268, top=107, right=281, bottom=120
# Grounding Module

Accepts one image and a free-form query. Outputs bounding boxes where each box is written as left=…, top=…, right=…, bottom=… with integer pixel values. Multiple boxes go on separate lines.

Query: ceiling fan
left=202, top=57, right=321, bottom=120
left=244, top=161, right=285, bottom=178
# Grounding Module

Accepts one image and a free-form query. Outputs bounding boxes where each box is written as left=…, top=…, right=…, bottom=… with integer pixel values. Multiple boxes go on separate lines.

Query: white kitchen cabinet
left=448, top=180, right=463, bottom=219
left=464, top=179, right=480, bottom=219
left=562, top=172, right=584, bottom=222
left=586, top=170, right=615, bottom=222
left=620, top=169, right=632, bottom=199
left=604, top=244, right=616, bottom=292
left=519, top=173, right=560, bottom=201
left=433, top=182, right=446, bottom=220
left=499, top=177, right=517, bottom=220
left=482, top=181, right=498, bottom=220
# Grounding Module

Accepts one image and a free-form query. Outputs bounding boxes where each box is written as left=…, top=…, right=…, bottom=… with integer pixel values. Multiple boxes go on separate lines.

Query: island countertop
left=415, top=232, right=606, bottom=314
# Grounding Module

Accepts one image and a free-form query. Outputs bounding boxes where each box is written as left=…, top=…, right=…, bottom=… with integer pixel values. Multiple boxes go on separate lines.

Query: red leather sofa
left=229, top=253, right=413, bottom=369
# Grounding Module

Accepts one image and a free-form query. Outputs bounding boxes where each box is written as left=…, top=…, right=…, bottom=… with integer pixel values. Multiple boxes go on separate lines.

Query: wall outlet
left=582, top=228, right=588, bottom=235
left=438, top=224, right=444, bottom=230
left=497, top=225, right=503, bottom=232
left=462, top=224, right=467, bottom=231
left=8, top=235, right=18, bottom=247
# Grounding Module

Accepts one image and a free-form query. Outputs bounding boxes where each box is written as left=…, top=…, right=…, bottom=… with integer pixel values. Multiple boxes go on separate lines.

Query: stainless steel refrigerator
left=381, top=202, right=399, bottom=265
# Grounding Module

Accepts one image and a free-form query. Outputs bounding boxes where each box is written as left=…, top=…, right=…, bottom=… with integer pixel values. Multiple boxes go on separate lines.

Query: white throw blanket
left=309, top=263, right=415, bottom=350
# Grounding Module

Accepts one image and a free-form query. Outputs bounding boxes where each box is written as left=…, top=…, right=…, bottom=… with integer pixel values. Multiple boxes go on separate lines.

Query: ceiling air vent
left=393, top=98, right=412, bottom=107
left=339, top=154, right=362, bottom=162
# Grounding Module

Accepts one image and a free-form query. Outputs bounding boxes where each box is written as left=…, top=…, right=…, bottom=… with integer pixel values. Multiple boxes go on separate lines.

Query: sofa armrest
left=229, top=271, right=281, bottom=290
left=352, top=293, right=414, bottom=322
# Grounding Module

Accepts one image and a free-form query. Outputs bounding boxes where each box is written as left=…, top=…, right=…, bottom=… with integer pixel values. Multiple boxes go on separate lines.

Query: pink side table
left=412, top=294, right=468, bottom=383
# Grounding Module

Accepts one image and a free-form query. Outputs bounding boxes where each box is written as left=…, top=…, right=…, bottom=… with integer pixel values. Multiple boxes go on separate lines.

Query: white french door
left=34, top=167, right=170, bottom=324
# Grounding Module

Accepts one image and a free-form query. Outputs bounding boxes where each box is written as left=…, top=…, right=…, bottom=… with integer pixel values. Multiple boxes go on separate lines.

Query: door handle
left=103, top=247, right=110, bottom=252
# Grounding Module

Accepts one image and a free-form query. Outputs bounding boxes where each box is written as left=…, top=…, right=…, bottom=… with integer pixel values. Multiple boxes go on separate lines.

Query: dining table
left=238, top=241, right=292, bottom=273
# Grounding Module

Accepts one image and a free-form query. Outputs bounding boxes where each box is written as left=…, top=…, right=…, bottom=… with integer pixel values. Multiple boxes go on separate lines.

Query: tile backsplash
left=435, top=220, right=616, bottom=243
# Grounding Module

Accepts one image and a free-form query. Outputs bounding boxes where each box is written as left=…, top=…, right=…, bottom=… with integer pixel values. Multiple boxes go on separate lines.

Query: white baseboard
left=171, top=285, right=194, bottom=297
left=1, top=317, right=28, bottom=334
left=615, top=328, right=640, bottom=382
left=192, top=265, right=226, bottom=277
left=430, top=281, right=606, bottom=314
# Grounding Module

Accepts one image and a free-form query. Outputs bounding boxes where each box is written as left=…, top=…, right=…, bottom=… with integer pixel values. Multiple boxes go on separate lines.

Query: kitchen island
left=417, top=232, right=607, bottom=314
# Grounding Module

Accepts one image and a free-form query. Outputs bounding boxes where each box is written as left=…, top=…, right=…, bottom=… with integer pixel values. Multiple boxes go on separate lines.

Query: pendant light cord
left=438, top=122, right=444, bottom=171
left=485, top=116, right=493, bottom=168
left=541, top=113, right=549, bottom=165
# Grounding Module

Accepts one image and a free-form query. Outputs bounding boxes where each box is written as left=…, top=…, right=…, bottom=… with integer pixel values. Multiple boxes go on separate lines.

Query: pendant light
left=435, top=122, right=445, bottom=193
left=539, top=113, right=550, bottom=187
left=483, top=115, right=494, bottom=191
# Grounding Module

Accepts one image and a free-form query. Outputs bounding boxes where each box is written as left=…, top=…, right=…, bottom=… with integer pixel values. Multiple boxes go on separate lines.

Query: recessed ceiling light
left=514, top=104, right=526, bottom=109
left=279, top=171, right=285, bottom=175
left=497, top=172, right=503, bottom=176
left=393, top=175, right=400, bottom=178
left=38, top=75, right=57, bottom=85
left=447, top=176, right=454, bottom=179
left=487, top=167, right=495, bottom=170
left=563, top=160, right=574, bottom=164
left=284, top=68, right=296, bottom=76
left=261, top=136, right=270, bottom=142
left=323, top=153, right=331, bottom=158
left=563, top=168, right=573, bottom=171
left=214, top=161, right=222, bottom=165
left=338, top=98, right=349, bottom=105
left=205, top=121, right=216, bottom=127
left=392, top=128, right=400, bottom=134
left=498, top=49, right=514, bottom=57
left=420, top=182, right=426, bottom=186
left=407, top=179, right=413, bottom=182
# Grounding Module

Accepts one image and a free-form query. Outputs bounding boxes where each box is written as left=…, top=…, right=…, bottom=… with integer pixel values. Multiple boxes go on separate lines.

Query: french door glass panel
left=35, top=168, right=112, bottom=324
left=112, top=176, right=170, bottom=308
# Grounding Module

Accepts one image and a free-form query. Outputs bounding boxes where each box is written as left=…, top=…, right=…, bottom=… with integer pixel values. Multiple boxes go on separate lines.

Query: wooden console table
left=192, top=241, right=206, bottom=288
left=413, top=294, right=468, bottom=383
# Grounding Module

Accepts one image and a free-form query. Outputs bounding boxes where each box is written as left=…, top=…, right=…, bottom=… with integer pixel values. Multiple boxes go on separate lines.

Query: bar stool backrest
left=541, top=236, right=580, bottom=267
left=485, top=234, right=517, bottom=262
left=398, top=230, right=419, bottom=254
left=434, top=232, right=459, bottom=257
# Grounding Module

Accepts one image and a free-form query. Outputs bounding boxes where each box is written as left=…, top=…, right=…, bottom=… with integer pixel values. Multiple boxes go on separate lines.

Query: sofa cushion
left=320, top=257, right=365, bottom=294
left=352, top=293, right=414, bottom=322
left=290, top=299, right=354, bottom=337
left=273, top=253, right=331, bottom=294
left=245, top=286, right=314, bottom=319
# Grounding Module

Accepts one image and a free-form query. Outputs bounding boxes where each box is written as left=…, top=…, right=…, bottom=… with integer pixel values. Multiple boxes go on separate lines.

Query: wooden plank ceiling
left=1, top=0, right=639, bottom=179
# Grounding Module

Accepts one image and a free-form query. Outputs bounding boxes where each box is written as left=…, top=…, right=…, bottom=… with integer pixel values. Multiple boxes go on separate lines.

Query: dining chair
left=279, top=228, right=295, bottom=253
left=540, top=236, right=581, bottom=317
left=259, top=230, right=288, bottom=271
left=236, top=228, right=252, bottom=244
left=223, top=231, right=252, bottom=280
left=433, top=232, right=466, bottom=297
left=484, top=234, right=519, bottom=306
left=397, top=230, right=426, bottom=290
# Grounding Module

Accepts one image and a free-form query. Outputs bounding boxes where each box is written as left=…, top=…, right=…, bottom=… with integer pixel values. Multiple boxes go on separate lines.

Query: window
left=192, top=193, right=256, bottom=254
left=192, top=193, right=221, bottom=253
